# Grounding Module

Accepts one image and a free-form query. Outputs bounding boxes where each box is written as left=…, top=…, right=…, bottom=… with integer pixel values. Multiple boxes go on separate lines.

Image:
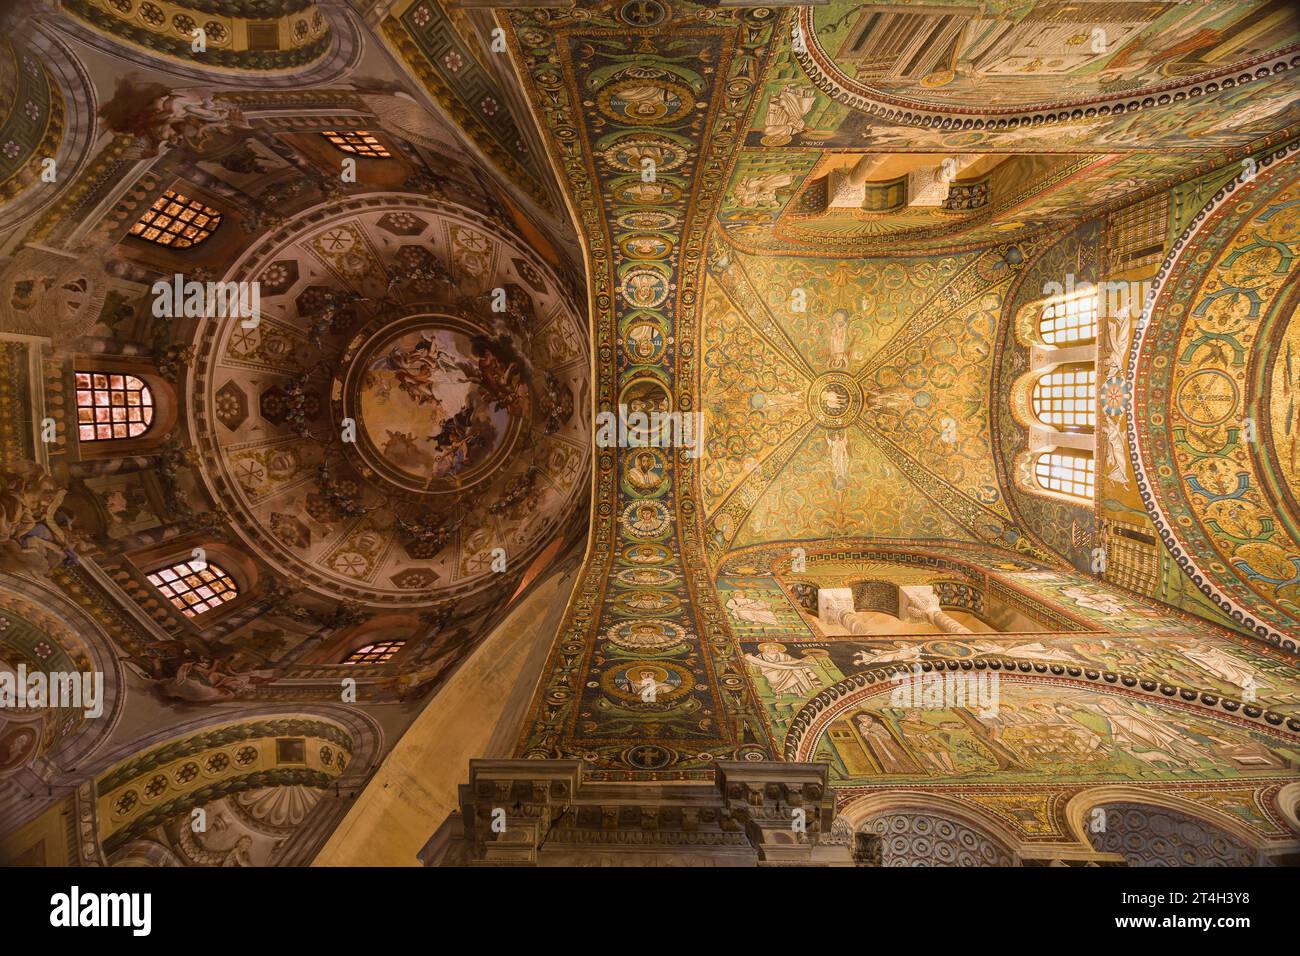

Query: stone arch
left=84, top=703, right=382, bottom=789
left=1275, top=782, right=1300, bottom=837
left=0, top=21, right=98, bottom=233
left=46, top=0, right=363, bottom=88
left=0, top=571, right=125, bottom=834
left=836, top=790, right=1021, bottom=866
left=77, top=704, right=382, bottom=866
left=1064, top=786, right=1279, bottom=866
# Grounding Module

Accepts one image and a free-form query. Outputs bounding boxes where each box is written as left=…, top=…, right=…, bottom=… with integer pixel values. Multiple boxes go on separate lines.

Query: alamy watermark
left=1042, top=273, right=1152, bottom=320
left=0, top=663, right=104, bottom=718
left=889, top=664, right=999, bottom=719
left=50, top=886, right=150, bottom=936
left=151, top=274, right=261, bottom=328
left=595, top=403, right=704, bottom=458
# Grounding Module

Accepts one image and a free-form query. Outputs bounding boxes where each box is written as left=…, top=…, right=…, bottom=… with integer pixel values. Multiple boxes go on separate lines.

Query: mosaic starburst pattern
left=701, top=240, right=1038, bottom=559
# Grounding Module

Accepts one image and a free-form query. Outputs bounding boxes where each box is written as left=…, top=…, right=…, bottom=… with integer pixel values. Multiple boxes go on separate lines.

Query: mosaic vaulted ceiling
left=1131, top=144, right=1300, bottom=647
left=800, top=0, right=1299, bottom=113
left=700, top=237, right=1044, bottom=558
left=491, top=0, right=1300, bottom=793
left=3, top=0, right=1300, bottom=870
left=722, top=1, right=1300, bottom=256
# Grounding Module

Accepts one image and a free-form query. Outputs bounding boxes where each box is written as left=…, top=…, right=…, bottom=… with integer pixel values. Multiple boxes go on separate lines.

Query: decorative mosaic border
left=793, top=8, right=1300, bottom=132
left=1125, top=139, right=1300, bottom=652
left=501, top=3, right=786, bottom=778
left=45, top=3, right=361, bottom=87
left=784, top=664, right=1300, bottom=764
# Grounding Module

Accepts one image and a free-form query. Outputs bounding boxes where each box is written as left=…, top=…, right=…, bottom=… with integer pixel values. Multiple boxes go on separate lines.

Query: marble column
left=899, top=585, right=972, bottom=634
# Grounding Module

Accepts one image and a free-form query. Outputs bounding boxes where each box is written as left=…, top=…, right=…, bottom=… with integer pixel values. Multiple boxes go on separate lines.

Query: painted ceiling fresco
left=194, top=197, right=588, bottom=607
left=2, top=0, right=1300, bottom=868
left=0, top=0, right=592, bottom=865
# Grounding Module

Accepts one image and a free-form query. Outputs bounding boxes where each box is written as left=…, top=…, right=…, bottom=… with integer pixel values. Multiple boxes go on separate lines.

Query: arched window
left=75, top=372, right=154, bottom=441
left=1033, top=449, right=1095, bottom=502
left=1038, top=289, right=1098, bottom=345
left=344, top=641, right=405, bottom=665
left=1031, top=363, right=1096, bottom=431
left=147, top=558, right=239, bottom=618
left=321, top=130, right=391, bottom=158
left=129, top=189, right=222, bottom=248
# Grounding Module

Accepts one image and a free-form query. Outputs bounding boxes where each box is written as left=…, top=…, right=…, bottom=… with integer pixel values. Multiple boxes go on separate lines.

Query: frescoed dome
left=190, top=195, right=590, bottom=607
